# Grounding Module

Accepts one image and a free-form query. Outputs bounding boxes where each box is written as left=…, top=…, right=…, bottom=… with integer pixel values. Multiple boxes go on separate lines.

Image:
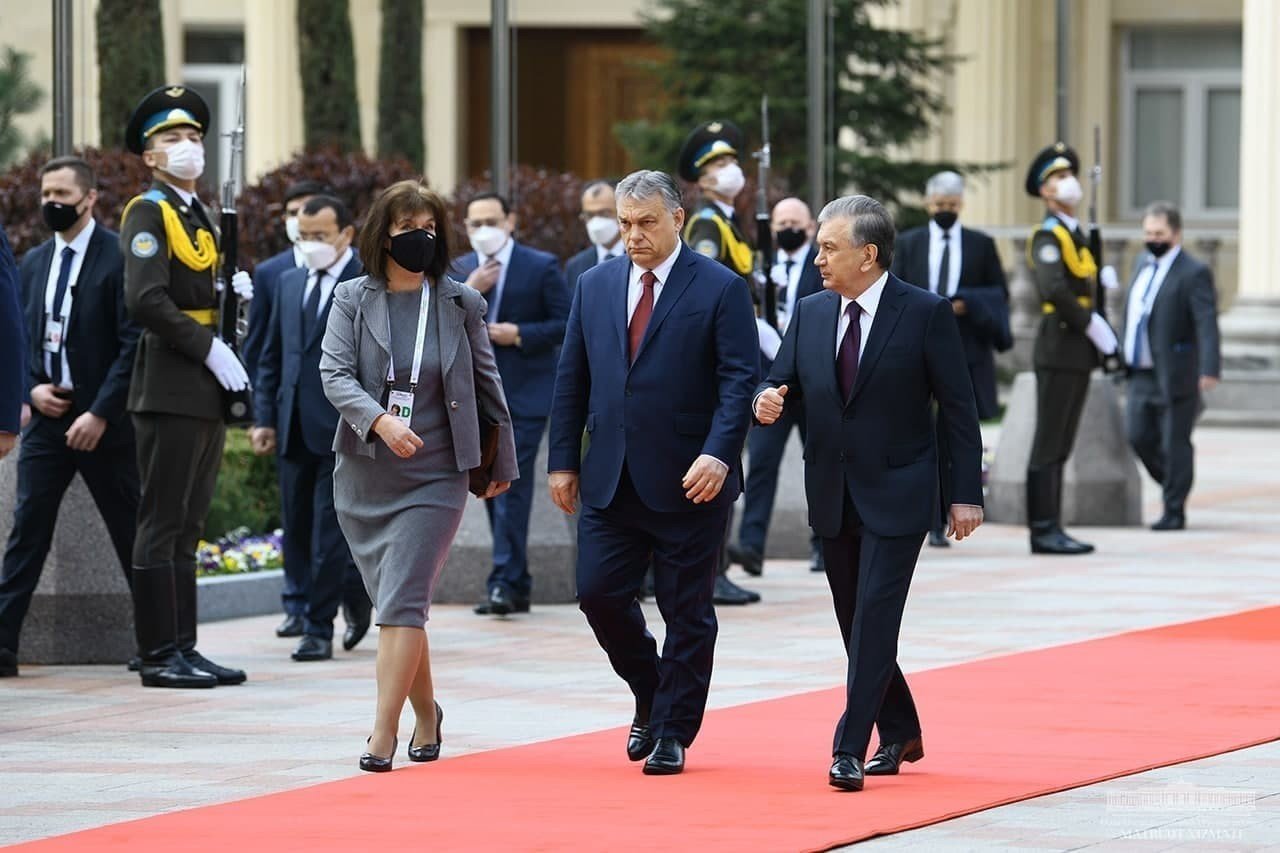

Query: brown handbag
left=468, top=410, right=502, bottom=497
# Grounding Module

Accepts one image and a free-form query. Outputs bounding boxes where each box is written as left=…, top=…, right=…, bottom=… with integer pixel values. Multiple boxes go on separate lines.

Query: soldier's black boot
left=1027, top=467, right=1094, bottom=555
left=134, top=564, right=216, bottom=688
left=174, top=560, right=246, bottom=685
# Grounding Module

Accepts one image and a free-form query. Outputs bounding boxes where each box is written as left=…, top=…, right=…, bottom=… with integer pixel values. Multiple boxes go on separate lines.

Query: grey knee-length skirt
left=334, top=445, right=468, bottom=627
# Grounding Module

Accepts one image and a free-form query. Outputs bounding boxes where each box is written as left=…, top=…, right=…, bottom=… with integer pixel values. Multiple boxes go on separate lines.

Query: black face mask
left=932, top=210, right=958, bottom=231
left=387, top=228, right=436, bottom=274
left=1145, top=240, right=1172, bottom=258
left=42, top=198, right=85, bottom=233
left=775, top=226, right=807, bottom=252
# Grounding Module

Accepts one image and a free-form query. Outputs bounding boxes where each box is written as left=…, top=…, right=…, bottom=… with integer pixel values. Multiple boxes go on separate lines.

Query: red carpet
left=14, top=607, right=1280, bottom=852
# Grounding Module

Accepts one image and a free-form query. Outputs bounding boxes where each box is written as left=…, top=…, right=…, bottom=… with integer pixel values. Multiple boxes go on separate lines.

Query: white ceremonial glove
left=205, top=337, right=250, bottom=391
left=232, top=269, right=254, bottom=301
left=1099, top=265, right=1119, bottom=290
left=770, top=264, right=790, bottom=288
left=756, top=318, right=783, bottom=361
left=1085, top=312, right=1119, bottom=355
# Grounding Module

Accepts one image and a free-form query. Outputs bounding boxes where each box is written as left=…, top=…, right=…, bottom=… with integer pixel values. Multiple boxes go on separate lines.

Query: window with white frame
left=182, top=31, right=245, bottom=193
left=1120, top=26, right=1241, bottom=220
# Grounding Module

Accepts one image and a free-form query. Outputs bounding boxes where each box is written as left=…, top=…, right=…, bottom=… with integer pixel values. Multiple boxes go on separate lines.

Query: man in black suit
left=251, top=195, right=371, bottom=661
left=727, top=197, right=825, bottom=576
left=453, top=192, right=570, bottom=616
left=754, top=195, right=983, bottom=791
left=0, top=221, right=21, bottom=467
left=891, top=171, right=1010, bottom=547
left=564, top=180, right=624, bottom=296
left=242, top=180, right=327, bottom=637
left=0, top=156, right=142, bottom=677
left=1121, top=201, right=1220, bottom=531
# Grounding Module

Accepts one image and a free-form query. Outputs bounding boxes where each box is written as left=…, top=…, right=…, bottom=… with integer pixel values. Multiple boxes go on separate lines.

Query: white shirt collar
left=315, top=246, right=354, bottom=279
left=840, top=271, right=889, bottom=320
left=713, top=200, right=735, bottom=219
left=776, top=243, right=811, bottom=264
left=928, top=218, right=959, bottom=241
left=54, top=217, right=96, bottom=256
left=596, top=241, right=624, bottom=264
left=1054, top=211, right=1080, bottom=233
left=163, top=181, right=196, bottom=206
left=484, top=236, right=516, bottom=266
left=630, top=241, right=683, bottom=289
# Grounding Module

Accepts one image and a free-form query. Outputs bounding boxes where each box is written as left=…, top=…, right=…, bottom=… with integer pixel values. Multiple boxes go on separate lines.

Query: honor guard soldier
left=1024, top=142, right=1118, bottom=556
left=121, top=85, right=253, bottom=687
left=676, top=120, right=760, bottom=607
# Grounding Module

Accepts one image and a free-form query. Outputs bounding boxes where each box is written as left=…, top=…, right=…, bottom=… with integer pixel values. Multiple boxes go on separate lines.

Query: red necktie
left=628, top=270, right=656, bottom=363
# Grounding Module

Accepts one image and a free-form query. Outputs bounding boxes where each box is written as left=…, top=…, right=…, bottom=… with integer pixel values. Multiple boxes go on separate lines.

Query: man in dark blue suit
left=453, top=192, right=570, bottom=616
left=548, top=170, right=758, bottom=775
left=891, top=171, right=1010, bottom=547
left=242, top=180, right=329, bottom=639
left=0, top=157, right=141, bottom=677
left=728, top=197, right=825, bottom=577
left=251, top=195, right=370, bottom=661
left=0, top=220, right=21, bottom=467
left=755, top=195, right=983, bottom=791
left=564, top=180, right=625, bottom=296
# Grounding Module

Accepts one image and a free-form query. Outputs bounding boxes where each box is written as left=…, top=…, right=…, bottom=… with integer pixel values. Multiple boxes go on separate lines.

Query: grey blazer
left=1122, top=249, right=1221, bottom=401
left=320, top=274, right=519, bottom=481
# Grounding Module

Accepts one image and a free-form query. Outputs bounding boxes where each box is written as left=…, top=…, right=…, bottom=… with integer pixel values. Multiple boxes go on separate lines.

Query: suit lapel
left=284, top=272, right=306, bottom=350
left=305, top=257, right=361, bottom=350
left=813, top=289, right=841, bottom=401
left=360, top=282, right=391, bottom=355
left=633, top=246, right=696, bottom=365
left=611, top=259, right=630, bottom=363
left=848, top=275, right=907, bottom=405
left=68, top=229, right=103, bottom=335
left=438, top=277, right=465, bottom=376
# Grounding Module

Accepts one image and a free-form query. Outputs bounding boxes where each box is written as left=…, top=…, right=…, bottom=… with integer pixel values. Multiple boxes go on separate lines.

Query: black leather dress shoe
left=927, top=528, right=950, bottom=548
left=865, top=736, right=924, bottom=776
left=727, top=544, right=765, bottom=576
left=343, top=600, right=372, bottom=651
left=809, top=544, right=826, bottom=573
left=828, top=754, right=864, bottom=791
left=408, top=701, right=443, bottom=762
left=127, top=656, right=141, bottom=672
left=360, top=736, right=397, bottom=773
left=292, top=635, right=333, bottom=662
left=713, top=574, right=759, bottom=605
left=1151, top=513, right=1186, bottom=531
left=626, top=718, right=654, bottom=762
left=183, top=650, right=247, bottom=685
left=0, top=648, right=18, bottom=678
left=642, top=737, right=685, bottom=775
left=139, top=652, right=217, bottom=689
left=275, top=614, right=304, bottom=637
left=1030, top=523, right=1095, bottom=555
left=475, top=587, right=531, bottom=616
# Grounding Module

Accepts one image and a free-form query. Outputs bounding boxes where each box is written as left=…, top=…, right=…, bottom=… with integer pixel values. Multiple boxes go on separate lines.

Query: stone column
left=244, top=0, right=305, bottom=181
left=423, top=19, right=460, bottom=191
left=1212, top=0, right=1280, bottom=422
left=0, top=457, right=134, bottom=665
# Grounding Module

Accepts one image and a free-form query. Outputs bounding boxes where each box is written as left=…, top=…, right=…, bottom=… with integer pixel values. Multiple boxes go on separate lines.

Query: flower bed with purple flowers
left=196, top=528, right=284, bottom=577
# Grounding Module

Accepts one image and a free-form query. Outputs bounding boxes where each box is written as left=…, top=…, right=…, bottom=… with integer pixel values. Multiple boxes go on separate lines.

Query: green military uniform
left=1024, top=142, right=1099, bottom=555
left=122, top=85, right=245, bottom=687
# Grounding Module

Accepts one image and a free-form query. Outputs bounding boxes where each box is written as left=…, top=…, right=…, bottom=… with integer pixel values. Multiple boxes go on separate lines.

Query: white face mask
left=470, top=225, right=508, bottom=258
left=285, top=216, right=301, bottom=244
left=1054, top=175, right=1084, bottom=207
left=298, top=239, right=339, bottom=271
left=160, top=138, right=205, bottom=181
left=712, top=162, right=746, bottom=199
left=585, top=215, right=619, bottom=247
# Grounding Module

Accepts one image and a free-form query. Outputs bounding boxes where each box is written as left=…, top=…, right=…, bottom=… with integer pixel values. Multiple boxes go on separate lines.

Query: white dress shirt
left=773, top=243, right=810, bottom=331
left=836, top=271, right=888, bottom=360
left=627, top=241, right=682, bottom=322
left=478, top=237, right=516, bottom=320
left=163, top=182, right=196, bottom=207
left=1124, top=245, right=1181, bottom=368
left=595, top=241, right=625, bottom=266
left=43, top=218, right=97, bottom=388
left=303, top=246, right=353, bottom=321
left=927, top=220, right=962, bottom=297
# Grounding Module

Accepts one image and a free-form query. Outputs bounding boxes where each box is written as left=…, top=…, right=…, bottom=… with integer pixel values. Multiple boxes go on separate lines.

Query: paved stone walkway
left=0, top=425, right=1276, bottom=849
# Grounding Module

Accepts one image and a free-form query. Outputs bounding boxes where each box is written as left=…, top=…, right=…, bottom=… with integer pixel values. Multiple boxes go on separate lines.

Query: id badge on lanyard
left=42, top=318, right=65, bottom=354
left=385, top=285, right=431, bottom=429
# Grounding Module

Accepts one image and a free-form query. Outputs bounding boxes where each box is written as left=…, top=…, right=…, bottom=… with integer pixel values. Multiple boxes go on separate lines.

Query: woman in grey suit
left=321, top=180, right=518, bottom=772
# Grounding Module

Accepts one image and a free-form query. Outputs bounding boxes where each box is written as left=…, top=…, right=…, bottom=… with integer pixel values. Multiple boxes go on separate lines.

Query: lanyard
left=385, top=284, right=431, bottom=391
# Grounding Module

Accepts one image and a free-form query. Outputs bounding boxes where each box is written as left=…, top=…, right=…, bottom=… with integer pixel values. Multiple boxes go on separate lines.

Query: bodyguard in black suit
left=252, top=195, right=371, bottom=661
left=0, top=156, right=141, bottom=676
left=564, top=180, right=625, bottom=296
left=453, top=192, right=570, bottom=616
left=755, top=196, right=983, bottom=791
left=891, top=171, right=1010, bottom=548
left=728, top=198, right=824, bottom=576
left=1121, top=202, right=1220, bottom=531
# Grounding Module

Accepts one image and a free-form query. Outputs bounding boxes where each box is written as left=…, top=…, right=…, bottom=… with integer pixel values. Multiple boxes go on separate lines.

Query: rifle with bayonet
left=753, top=95, right=776, bottom=328
left=1088, top=124, right=1125, bottom=374
left=217, top=65, right=254, bottom=425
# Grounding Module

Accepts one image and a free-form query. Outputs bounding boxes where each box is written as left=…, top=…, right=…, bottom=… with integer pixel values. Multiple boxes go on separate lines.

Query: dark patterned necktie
left=837, top=301, right=863, bottom=401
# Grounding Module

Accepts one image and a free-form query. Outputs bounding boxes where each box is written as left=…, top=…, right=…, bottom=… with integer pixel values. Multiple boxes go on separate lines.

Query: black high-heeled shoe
left=359, top=735, right=398, bottom=773
left=408, top=701, right=444, bottom=762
